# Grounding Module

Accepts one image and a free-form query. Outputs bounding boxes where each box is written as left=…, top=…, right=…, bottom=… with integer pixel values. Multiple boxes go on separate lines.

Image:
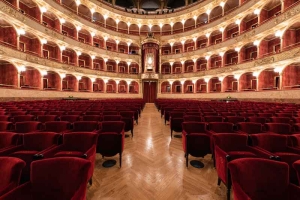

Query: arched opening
left=92, top=56, right=104, bottom=71
left=61, top=0, right=77, bottom=12
left=20, top=66, right=41, bottom=89
left=210, top=30, right=222, bottom=45
left=224, top=0, right=240, bottom=14
left=196, top=79, right=207, bottom=93
left=161, top=24, right=171, bottom=35
left=78, top=4, right=91, bottom=20
left=0, top=60, right=18, bottom=88
left=282, top=64, right=300, bottom=89
left=196, top=13, right=208, bottom=27
left=42, top=10, right=60, bottom=31
left=19, top=0, right=41, bottom=22
left=282, top=22, right=300, bottom=50
left=42, top=41, right=60, bottom=61
left=223, top=75, right=238, bottom=92
left=196, top=35, right=208, bottom=49
left=0, top=19, right=17, bottom=49
left=78, top=53, right=92, bottom=69
left=62, top=74, right=78, bottom=91
left=93, top=78, right=104, bottom=92
left=93, top=12, right=104, bottom=27
left=240, top=42, right=257, bottom=62
left=106, top=17, right=117, bottom=31
left=130, top=24, right=139, bottom=35
left=161, top=63, right=171, bottom=74
left=93, top=35, right=104, bottom=49
left=106, top=59, right=117, bottom=72
left=209, top=77, right=221, bottom=92
left=258, top=68, right=280, bottom=90
left=62, top=21, right=76, bottom=38
left=129, top=81, right=139, bottom=93
left=62, top=48, right=76, bottom=65
left=183, top=80, right=193, bottom=93
left=224, top=23, right=239, bottom=40
left=106, top=80, right=116, bottom=93
left=184, top=18, right=194, bottom=31
left=129, top=62, right=139, bottom=74
left=172, top=62, right=182, bottom=74
left=19, top=32, right=41, bottom=56
left=196, top=58, right=207, bottom=71
left=240, top=13, right=258, bottom=33
left=224, top=49, right=238, bottom=66
left=210, top=54, right=222, bottom=69
left=43, top=71, right=61, bottom=90
left=239, top=72, right=257, bottom=91
left=79, top=76, right=92, bottom=92
left=260, top=0, right=281, bottom=23
left=118, top=80, right=127, bottom=93
left=173, top=22, right=183, bottom=34
left=184, top=60, right=194, bottom=73
left=161, top=81, right=170, bottom=93
left=172, top=80, right=182, bottom=93
left=78, top=29, right=91, bottom=44
left=210, top=6, right=223, bottom=22
left=259, top=34, right=280, bottom=57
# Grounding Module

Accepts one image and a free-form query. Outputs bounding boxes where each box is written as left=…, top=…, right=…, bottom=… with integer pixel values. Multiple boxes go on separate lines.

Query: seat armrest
left=232, top=182, right=251, bottom=200
left=289, top=184, right=300, bottom=199
left=287, top=146, right=300, bottom=154
left=249, top=146, right=280, bottom=160
left=0, top=145, right=23, bottom=156
left=39, top=145, right=63, bottom=158
left=84, top=145, right=96, bottom=158
left=0, top=182, right=31, bottom=200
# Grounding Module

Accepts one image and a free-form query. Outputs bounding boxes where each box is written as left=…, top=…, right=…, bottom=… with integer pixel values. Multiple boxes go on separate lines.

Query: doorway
left=143, top=81, right=157, bottom=103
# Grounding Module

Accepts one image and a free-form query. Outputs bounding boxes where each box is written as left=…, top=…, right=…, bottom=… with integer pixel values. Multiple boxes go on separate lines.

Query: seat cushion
left=275, top=152, right=300, bottom=164
left=227, top=151, right=257, bottom=160
left=54, top=151, right=84, bottom=158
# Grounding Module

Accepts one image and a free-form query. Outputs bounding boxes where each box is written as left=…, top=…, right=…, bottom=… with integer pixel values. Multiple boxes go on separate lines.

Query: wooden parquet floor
left=87, top=103, right=229, bottom=200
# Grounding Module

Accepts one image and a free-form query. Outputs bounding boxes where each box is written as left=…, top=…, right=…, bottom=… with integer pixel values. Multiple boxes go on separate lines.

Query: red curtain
left=143, top=81, right=157, bottom=103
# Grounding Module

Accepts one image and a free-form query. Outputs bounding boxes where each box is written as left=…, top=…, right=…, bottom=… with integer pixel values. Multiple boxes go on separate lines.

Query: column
left=280, top=37, right=283, bottom=52
left=103, top=59, right=108, bottom=71
left=17, top=72, right=21, bottom=88
left=40, top=44, right=44, bottom=57
left=139, top=80, right=142, bottom=94
left=193, top=59, right=197, bottom=72
left=16, top=0, right=19, bottom=9
left=40, top=76, right=44, bottom=90
left=17, top=35, right=20, bottom=50
left=103, top=81, right=107, bottom=93
left=279, top=72, right=283, bottom=90
left=181, top=61, right=185, bottom=73
left=158, top=81, right=161, bottom=94
left=281, top=0, right=284, bottom=13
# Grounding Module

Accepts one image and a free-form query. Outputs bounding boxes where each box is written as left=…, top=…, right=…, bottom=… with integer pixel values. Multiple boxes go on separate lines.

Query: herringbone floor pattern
left=87, top=103, right=229, bottom=200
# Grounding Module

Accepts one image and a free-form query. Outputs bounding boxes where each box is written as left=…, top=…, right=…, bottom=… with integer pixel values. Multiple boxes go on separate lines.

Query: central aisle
left=87, top=103, right=228, bottom=200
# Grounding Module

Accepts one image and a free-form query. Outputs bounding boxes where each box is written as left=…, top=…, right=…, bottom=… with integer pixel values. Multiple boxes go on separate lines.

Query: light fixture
left=76, top=75, right=82, bottom=80
left=235, top=19, right=241, bottom=25
left=116, top=39, right=119, bottom=44
left=205, top=33, right=210, bottom=38
left=206, top=9, right=211, bottom=15
left=253, top=40, right=259, bottom=46
left=18, top=66, right=26, bottom=72
left=193, top=15, right=197, bottom=20
left=275, top=30, right=283, bottom=37
left=169, top=62, right=174, bottom=66
left=192, top=80, right=197, bottom=84
left=219, top=77, right=224, bottom=81
left=254, top=9, right=260, bottom=15
left=115, top=60, right=119, bottom=64
left=181, top=19, right=185, bottom=24
left=127, top=61, right=131, bottom=66
left=126, top=80, right=131, bottom=85
left=90, top=8, right=95, bottom=14
left=91, top=32, right=95, bottom=37
left=148, top=24, right=152, bottom=30
left=17, top=29, right=25, bottom=35
left=103, top=14, right=108, bottom=20
left=235, top=47, right=241, bottom=52
left=170, top=42, right=174, bottom=47
left=91, top=55, right=95, bottom=59
left=220, top=2, right=225, bottom=7
left=180, top=80, right=185, bottom=85
left=60, top=18, right=65, bottom=24
left=75, top=0, right=81, bottom=6
left=138, top=23, right=142, bottom=28
left=40, top=7, right=47, bottom=13
left=41, top=70, right=47, bottom=76
left=103, top=79, right=108, bottom=83
left=192, top=58, right=197, bottom=63
left=219, top=27, right=224, bottom=32
left=204, top=77, right=210, bottom=82
left=76, top=51, right=81, bottom=56
left=104, top=36, right=108, bottom=41
left=91, top=77, right=96, bottom=82
left=169, top=80, right=174, bottom=85
left=60, top=45, right=66, bottom=51
left=205, top=55, right=210, bottom=60
left=219, top=52, right=225, bottom=57
left=76, top=26, right=81, bottom=31
left=41, top=39, right=47, bottom=44
left=127, top=41, right=131, bottom=46
left=170, top=22, right=174, bottom=27
left=116, top=19, right=120, bottom=24
left=181, top=40, right=185, bottom=45
left=127, top=21, right=131, bottom=26
left=159, top=23, right=163, bottom=28
left=60, top=73, right=66, bottom=79
left=234, top=74, right=241, bottom=79
left=181, top=60, right=185, bottom=65
left=115, top=80, right=120, bottom=84
left=274, top=67, right=283, bottom=73
left=193, top=37, right=197, bottom=42
left=253, top=71, right=259, bottom=77
left=103, top=58, right=108, bottom=62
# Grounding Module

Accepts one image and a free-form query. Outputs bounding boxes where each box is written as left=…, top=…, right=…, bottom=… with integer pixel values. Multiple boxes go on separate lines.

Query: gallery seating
left=0, top=122, right=13, bottom=131
left=72, top=121, right=99, bottom=132
left=0, top=157, right=26, bottom=196
left=0, top=157, right=91, bottom=200
left=265, top=123, right=293, bottom=135
left=44, top=121, right=71, bottom=133
left=14, top=122, right=42, bottom=133
left=228, top=158, right=300, bottom=200
left=293, top=160, right=300, bottom=185
left=0, top=132, right=19, bottom=155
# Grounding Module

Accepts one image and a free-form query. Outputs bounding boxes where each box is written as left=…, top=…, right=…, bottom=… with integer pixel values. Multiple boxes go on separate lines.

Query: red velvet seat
left=250, top=134, right=300, bottom=184
left=0, top=122, right=13, bottom=131
left=97, top=121, right=125, bottom=167
left=8, top=112, right=27, bottom=117
left=228, top=158, right=300, bottom=200
left=41, top=132, right=97, bottom=185
left=0, top=157, right=25, bottom=197
left=203, top=116, right=223, bottom=122
left=277, top=112, right=294, bottom=118
left=36, top=115, right=58, bottom=123
left=48, top=111, right=65, bottom=117
left=103, top=115, right=122, bottom=121
left=8, top=132, right=59, bottom=183
left=290, top=134, right=300, bottom=147
left=82, top=115, right=102, bottom=122
left=225, top=116, right=245, bottom=125
left=29, top=111, right=45, bottom=117
left=103, top=111, right=118, bottom=115
left=0, top=132, right=19, bottom=156
left=67, top=111, right=83, bottom=115
left=120, top=111, right=134, bottom=137
left=213, top=134, right=266, bottom=200
left=236, top=122, right=263, bottom=134
left=293, top=160, right=300, bottom=185
left=85, top=111, right=102, bottom=115
left=0, top=115, right=10, bottom=121
left=265, top=123, right=293, bottom=135
left=0, top=157, right=91, bottom=200
left=183, top=115, right=202, bottom=122
left=15, top=122, right=42, bottom=133
left=271, top=117, right=292, bottom=124
left=44, top=121, right=71, bottom=133
left=182, top=122, right=210, bottom=167
left=208, top=122, right=235, bottom=134
left=72, top=121, right=99, bottom=132
left=13, top=115, right=35, bottom=123
left=247, top=116, right=267, bottom=124
left=60, top=115, right=80, bottom=123
left=170, top=112, right=184, bottom=138
left=164, top=108, right=174, bottom=125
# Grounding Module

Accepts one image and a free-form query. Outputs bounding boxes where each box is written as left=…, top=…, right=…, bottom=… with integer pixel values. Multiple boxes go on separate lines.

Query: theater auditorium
left=0, top=0, right=300, bottom=199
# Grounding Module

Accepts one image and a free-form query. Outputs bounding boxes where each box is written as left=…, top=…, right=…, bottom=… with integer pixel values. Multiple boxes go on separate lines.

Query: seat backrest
left=213, top=134, right=248, bottom=151
left=99, top=121, right=125, bottom=133
left=37, top=115, right=58, bottom=123
left=15, top=121, right=41, bottom=133
left=226, top=116, right=245, bottom=124
left=63, top=132, right=97, bottom=152
left=209, top=122, right=234, bottom=133
left=23, top=132, right=58, bottom=151
left=73, top=121, right=99, bottom=132
left=289, top=134, right=300, bottom=147
left=0, top=157, right=26, bottom=196
left=182, top=122, right=207, bottom=134
left=270, top=117, right=291, bottom=124
left=103, top=115, right=122, bottom=121
left=293, top=160, right=300, bottom=184
left=0, top=121, right=13, bottom=131
left=45, top=121, right=71, bottom=133
left=82, top=115, right=102, bottom=121
left=228, top=158, right=289, bottom=200
left=0, top=115, right=10, bottom=121
left=31, top=158, right=91, bottom=200
left=265, top=123, right=292, bottom=134
left=247, top=117, right=266, bottom=124
left=103, top=111, right=118, bottom=115
left=0, top=132, right=19, bottom=148
left=119, top=111, right=134, bottom=118
left=237, top=122, right=262, bottom=134
left=204, top=116, right=223, bottom=122
left=170, top=112, right=184, bottom=119
left=60, top=115, right=80, bottom=123
left=183, top=115, right=202, bottom=122
left=250, top=134, right=288, bottom=152
left=13, top=115, right=35, bottom=123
